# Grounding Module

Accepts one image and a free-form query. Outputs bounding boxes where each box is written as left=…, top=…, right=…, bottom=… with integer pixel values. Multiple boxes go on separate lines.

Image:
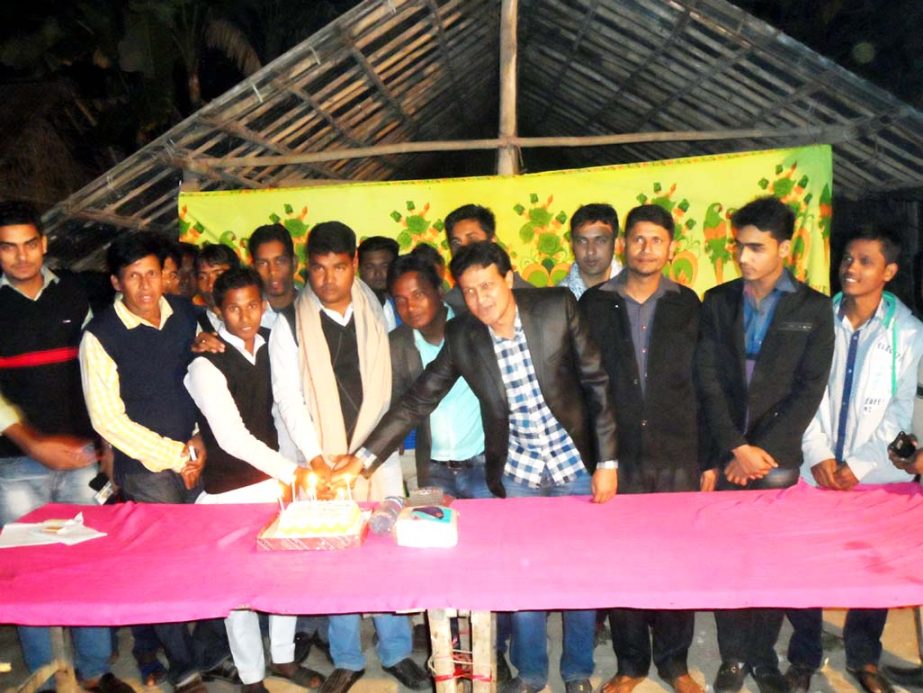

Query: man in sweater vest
left=0, top=201, right=131, bottom=693
left=185, top=267, right=324, bottom=693
left=79, top=231, right=227, bottom=693
left=269, top=222, right=429, bottom=693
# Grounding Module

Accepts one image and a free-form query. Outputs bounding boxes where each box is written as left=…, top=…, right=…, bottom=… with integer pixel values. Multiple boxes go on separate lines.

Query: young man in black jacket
left=580, top=204, right=703, bottom=693
left=695, top=196, right=834, bottom=693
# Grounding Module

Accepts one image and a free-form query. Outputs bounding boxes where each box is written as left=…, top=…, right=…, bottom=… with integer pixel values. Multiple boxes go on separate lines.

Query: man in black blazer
left=695, top=197, right=834, bottom=693
left=580, top=204, right=703, bottom=693
left=335, top=241, right=618, bottom=693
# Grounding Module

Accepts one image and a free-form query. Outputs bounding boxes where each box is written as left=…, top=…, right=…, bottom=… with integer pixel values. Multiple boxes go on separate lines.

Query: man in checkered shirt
left=339, top=241, right=618, bottom=693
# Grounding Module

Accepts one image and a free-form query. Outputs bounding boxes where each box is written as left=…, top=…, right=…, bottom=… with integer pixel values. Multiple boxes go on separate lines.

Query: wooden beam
left=71, top=208, right=150, bottom=231
left=189, top=123, right=857, bottom=168
left=497, top=0, right=519, bottom=175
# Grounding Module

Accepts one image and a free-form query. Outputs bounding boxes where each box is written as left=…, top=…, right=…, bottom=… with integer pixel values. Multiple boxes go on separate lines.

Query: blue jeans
left=427, top=454, right=493, bottom=499
left=0, top=456, right=113, bottom=684
left=328, top=614, right=412, bottom=671
left=502, top=468, right=596, bottom=686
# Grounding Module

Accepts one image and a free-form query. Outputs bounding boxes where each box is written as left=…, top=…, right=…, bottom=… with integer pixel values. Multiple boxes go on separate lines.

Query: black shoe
left=881, top=664, right=923, bottom=689
left=294, top=631, right=313, bottom=663
left=384, top=657, right=430, bottom=690
left=565, top=679, right=593, bottom=693
left=848, top=667, right=895, bottom=693
left=202, top=657, right=241, bottom=685
left=501, top=676, right=545, bottom=693
left=714, top=661, right=749, bottom=693
left=318, top=668, right=364, bottom=693
left=496, top=652, right=513, bottom=685
left=81, top=673, right=134, bottom=693
left=752, top=666, right=789, bottom=693
left=783, top=665, right=814, bottom=693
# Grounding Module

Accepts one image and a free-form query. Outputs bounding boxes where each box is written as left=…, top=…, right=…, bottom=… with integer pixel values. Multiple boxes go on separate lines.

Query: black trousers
left=787, top=608, right=888, bottom=671
left=609, top=608, right=694, bottom=679
left=714, top=468, right=800, bottom=669
left=611, top=463, right=698, bottom=679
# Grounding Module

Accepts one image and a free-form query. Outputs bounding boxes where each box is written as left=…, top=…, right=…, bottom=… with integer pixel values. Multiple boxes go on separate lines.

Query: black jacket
left=580, top=278, right=703, bottom=478
left=362, top=288, right=618, bottom=497
left=695, top=277, right=834, bottom=471
left=388, top=323, right=431, bottom=486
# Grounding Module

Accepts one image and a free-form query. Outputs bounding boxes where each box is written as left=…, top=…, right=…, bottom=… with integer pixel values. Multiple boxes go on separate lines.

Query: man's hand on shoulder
left=192, top=332, right=224, bottom=354
left=591, top=467, right=617, bottom=503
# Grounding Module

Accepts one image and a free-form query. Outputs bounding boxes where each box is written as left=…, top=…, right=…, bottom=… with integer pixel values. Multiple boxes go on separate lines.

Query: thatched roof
left=44, top=0, right=923, bottom=269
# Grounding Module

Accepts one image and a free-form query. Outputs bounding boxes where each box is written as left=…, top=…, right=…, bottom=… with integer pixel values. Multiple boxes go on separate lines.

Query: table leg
left=428, top=609, right=458, bottom=693
left=51, top=627, right=78, bottom=693
left=470, top=611, right=494, bottom=693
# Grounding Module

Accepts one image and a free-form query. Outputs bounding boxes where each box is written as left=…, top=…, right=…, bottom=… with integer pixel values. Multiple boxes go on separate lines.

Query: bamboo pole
left=188, top=123, right=856, bottom=168
left=497, top=0, right=519, bottom=175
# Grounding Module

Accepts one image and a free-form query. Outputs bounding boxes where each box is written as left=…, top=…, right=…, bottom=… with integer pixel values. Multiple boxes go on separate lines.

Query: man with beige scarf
left=268, top=222, right=429, bottom=693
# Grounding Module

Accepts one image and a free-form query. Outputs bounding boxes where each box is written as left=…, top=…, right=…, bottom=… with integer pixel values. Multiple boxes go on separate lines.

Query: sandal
left=269, top=663, right=326, bottom=690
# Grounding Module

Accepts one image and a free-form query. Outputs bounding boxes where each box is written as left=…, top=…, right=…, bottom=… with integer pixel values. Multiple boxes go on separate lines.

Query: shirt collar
left=310, top=292, right=354, bottom=327
left=412, top=303, right=454, bottom=350
left=113, top=295, right=174, bottom=330
left=488, top=307, right=522, bottom=343
left=217, top=324, right=265, bottom=363
left=607, top=268, right=679, bottom=300
left=834, top=292, right=890, bottom=330
left=0, top=266, right=58, bottom=300
left=743, top=268, right=797, bottom=303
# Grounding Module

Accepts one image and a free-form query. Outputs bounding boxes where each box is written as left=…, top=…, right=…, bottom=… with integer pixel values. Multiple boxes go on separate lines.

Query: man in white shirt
left=268, top=222, right=428, bottom=693
left=787, top=226, right=923, bottom=693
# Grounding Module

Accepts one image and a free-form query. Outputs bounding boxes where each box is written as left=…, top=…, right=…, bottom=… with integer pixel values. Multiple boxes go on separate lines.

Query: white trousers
left=195, top=478, right=296, bottom=684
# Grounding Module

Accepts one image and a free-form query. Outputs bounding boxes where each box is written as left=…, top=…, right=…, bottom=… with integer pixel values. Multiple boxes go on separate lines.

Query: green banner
left=179, top=145, right=833, bottom=295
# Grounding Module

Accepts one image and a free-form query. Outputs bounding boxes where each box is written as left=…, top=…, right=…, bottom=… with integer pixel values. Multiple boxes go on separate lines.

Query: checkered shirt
left=489, top=311, right=585, bottom=487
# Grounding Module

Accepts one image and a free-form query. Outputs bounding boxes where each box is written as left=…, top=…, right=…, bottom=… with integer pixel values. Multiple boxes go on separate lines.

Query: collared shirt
left=204, top=308, right=223, bottom=332
left=742, top=269, right=797, bottom=359
left=268, top=307, right=324, bottom=464
left=79, top=296, right=189, bottom=473
left=610, top=270, right=679, bottom=395
left=413, top=305, right=484, bottom=461
left=1, top=266, right=58, bottom=301
left=490, top=310, right=586, bottom=487
left=557, top=257, right=622, bottom=300
left=184, top=326, right=297, bottom=485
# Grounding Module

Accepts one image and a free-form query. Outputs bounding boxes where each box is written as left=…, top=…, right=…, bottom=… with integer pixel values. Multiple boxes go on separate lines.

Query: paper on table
left=0, top=512, right=107, bottom=549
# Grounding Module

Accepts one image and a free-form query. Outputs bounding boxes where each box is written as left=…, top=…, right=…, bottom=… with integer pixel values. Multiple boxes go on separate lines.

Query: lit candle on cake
left=307, top=473, right=318, bottom=502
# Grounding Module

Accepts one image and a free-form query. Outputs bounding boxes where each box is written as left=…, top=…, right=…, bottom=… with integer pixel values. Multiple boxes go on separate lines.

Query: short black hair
left=570, top=203, right=618, bottom=236
left=410, top=242, right=446, bottom=273
left=248, top=224, right=294, bottom=260
left=0, top=201, right=43, bottom=235
left=387, top=253, right=443, bottom=294
left=308, top=221, right=356, bottom=257
left=213, top=266, right=263, bottom=309
left=196, top=242, right=241, bottom=271
left=444, top=204, right=496, bottom=244
left=731, top=196, right=795, bottom=242
left=179, top=242, right=199, bottom=263
left=449, top=241, right=512, bottom=282
left=845, top=225, right=903, bottom=265
left=625, top=204, right=676, bottom=239
left=157, top=237, right=183, bottom=267
left=358, top=236, right=399, bottom=263
left=107, top=231, right=164, bottom=277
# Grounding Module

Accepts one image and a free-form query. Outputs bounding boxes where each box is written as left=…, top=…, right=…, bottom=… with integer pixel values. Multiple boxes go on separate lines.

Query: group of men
left=1, top=194, right=922, bottom=693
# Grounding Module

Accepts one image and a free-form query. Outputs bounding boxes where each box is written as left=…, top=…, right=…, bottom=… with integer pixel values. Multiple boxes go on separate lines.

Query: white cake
left=395, top=506, right=458, bottom=548
left=276, top=500, right=363, bottom=537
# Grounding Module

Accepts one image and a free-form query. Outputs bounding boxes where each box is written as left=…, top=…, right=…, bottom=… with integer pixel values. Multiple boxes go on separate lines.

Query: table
left=4, top=483, right=923, bottom=691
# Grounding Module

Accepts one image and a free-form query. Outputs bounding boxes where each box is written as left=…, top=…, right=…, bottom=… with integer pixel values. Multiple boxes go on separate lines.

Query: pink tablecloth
left=3, top=482, right=923, bottom=626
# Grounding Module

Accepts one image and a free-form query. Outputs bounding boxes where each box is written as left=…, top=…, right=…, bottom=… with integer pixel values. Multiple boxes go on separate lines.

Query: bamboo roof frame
left=40, top=0, right=923, bottom=270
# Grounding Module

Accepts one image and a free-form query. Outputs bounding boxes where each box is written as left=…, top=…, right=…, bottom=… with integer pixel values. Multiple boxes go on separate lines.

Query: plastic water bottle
left=369, top=496, right=406, bottom=534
